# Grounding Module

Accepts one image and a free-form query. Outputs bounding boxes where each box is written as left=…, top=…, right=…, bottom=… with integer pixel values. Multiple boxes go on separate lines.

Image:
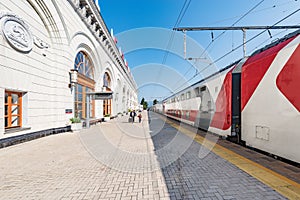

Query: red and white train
left=160, top=30, right=300, bottom=164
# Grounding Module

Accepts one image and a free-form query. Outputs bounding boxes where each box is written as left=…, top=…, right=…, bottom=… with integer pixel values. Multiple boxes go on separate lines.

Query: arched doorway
left=74, top=51, right=95, bottom=119
left=103, top=72, right=112, bottom=116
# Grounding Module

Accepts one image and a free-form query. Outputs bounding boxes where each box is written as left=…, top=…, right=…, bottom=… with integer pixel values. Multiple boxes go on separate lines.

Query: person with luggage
left=138, top=113, right=142, bottom=123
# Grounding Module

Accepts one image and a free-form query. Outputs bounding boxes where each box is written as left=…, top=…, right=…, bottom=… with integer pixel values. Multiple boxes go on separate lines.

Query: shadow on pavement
left=147, top=111, right=285, bottom=200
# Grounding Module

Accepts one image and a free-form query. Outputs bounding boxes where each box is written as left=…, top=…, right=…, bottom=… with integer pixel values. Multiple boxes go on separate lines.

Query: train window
left=208, top=101, right=214, bottom=111
left=186, top=91, right=191, bottom=99
left=194, top=87, right=200, bottom=97
left=186, top=111, right=190, bottom=120
left=200, top=86, right=206, bottom=92
left=181, top=94, right=185, bottom=100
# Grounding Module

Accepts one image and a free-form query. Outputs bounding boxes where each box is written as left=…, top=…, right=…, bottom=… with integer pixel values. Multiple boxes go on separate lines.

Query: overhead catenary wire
left=150, top=0, right=192, bottom=101
left=197, top=0, right=265, bottom=59
left=249, top=22, right=300, bottom=52
left=207, top=0, right=297, bottom=26
left=171, top=8, right=300, bottom=95
left=162, top=0, right=192, bottom=65
left=173, top=0, right=265, bottom=92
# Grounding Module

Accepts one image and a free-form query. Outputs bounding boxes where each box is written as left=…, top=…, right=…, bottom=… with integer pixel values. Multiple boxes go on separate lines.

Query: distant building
left=152, top=103, right=163, bottom=113
left=0, top=0, right=138, bottom=139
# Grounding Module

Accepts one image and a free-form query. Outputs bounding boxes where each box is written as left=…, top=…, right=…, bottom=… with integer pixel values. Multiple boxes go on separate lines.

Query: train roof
left=164, top=60, right=240, bottom=101
left=250, top=29, right=300, bottom=57
left=164, top=29, right=300, bottom=102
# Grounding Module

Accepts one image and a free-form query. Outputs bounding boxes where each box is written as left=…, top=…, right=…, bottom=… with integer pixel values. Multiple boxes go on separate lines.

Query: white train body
left=163, top=30, right=300, bottom=164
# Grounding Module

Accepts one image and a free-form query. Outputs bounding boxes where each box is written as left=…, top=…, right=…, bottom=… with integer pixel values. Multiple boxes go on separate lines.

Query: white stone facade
left=0, top=0, right=138, bottom=139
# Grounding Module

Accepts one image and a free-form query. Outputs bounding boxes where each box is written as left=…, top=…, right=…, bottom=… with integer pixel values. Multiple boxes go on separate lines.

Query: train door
left=230, top=58, right=247, bottom=145
left=197, top=86, right=214, bottom=131
left=231, top=72, right=241, bottom=143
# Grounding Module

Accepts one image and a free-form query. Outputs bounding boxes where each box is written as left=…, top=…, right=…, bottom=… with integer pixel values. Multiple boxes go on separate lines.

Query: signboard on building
left=65, top=109, right=72, bottom=114
left=87, top=91, right=113, bottom=100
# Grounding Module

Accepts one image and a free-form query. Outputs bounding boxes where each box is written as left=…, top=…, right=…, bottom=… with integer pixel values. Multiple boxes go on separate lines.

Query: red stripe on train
left=241, top=36, right=296, bottom=110
left=166, top=110, right=198, bottom=122
left=276, top=44, right=300, bottom=112
left=210, top=70, right=232, bottom=130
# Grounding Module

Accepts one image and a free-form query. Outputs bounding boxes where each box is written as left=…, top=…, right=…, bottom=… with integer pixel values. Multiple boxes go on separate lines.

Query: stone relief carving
left=33, top=36, right=49, bottom=49
left=0, top=11, right=33, bottom=53
left=0, top=11, right=49, bottom=53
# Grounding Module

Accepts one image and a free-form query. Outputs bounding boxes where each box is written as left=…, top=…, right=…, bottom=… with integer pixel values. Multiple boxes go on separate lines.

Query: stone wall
left=0, top=0, right=138, bottom=139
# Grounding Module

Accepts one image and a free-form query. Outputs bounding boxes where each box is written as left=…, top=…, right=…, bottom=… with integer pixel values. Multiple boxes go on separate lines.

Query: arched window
left=103, top=72, right=111, bottom=88
left=103, top=72, right=112, bottom=116
left=74, top=52, right=94, bottom=79
left=74, top=51, right=95, bottom=119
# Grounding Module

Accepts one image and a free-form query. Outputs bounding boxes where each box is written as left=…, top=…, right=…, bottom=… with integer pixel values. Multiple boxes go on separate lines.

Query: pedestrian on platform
left=138, top=113, right=142, bottom=123
left=132, top=110, right=136, bottom=123
left=129, top=111, right=133, bottom=123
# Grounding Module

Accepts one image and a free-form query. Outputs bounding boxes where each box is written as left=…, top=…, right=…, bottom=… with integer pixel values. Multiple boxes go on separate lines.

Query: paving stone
left=0, top=111, right=287, bottom=200
left=149, top=112, right=287, bottom=200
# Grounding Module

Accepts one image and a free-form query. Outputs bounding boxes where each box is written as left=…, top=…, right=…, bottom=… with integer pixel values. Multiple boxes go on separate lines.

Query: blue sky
left=99, top=0, right=300, bottom=104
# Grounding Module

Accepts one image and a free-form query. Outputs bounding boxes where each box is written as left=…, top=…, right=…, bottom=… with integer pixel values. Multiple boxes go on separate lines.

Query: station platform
left=0, top=111, right=299, bottom=199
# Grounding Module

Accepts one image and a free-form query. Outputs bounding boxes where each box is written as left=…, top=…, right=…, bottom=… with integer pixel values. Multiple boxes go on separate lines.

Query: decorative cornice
left=68, top=0, right=137, bottom=90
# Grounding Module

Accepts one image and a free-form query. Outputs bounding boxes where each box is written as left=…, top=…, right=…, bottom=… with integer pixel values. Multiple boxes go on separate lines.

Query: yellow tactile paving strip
left=164, top=118, right=300, bottom=200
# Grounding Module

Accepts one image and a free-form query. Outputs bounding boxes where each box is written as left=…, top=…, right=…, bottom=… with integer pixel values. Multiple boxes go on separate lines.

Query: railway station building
left=0, top=0, right=138, bottom=139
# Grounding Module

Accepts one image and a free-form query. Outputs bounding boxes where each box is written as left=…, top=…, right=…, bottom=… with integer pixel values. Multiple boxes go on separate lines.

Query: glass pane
left=78, top=111, right=82, bottom=119
left=11, top=116, right=19, bottom=126
left=5, top=93, right=8, bottom=103
left=78, top=103, right=82, bottom=110
left=103, top=73, right=108, bottom=87
left=78, top=93, right=83, bottom=101
left=85, top=59, right=89, bottom=75
left=78, top=84, right=82, bottom=93
left=11, top=93, right=19, bottom=104
left=11, top=105, right=19, bottom=115
left=87, top=70, right=92, bottom=79
left=5, top=117, right=8, bottom=127
left=86, top=87, right=92, bottom=93
left=74, top=104, right=79, bottom=118
left=78, top=63, right=84, bottom=74
left=5, top=105, right=8, bottom=115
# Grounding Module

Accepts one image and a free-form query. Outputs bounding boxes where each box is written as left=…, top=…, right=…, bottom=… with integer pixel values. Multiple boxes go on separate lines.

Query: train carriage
left=241, top=32, right=300, bottom=163
left=163, top=30, right=300, bottom=164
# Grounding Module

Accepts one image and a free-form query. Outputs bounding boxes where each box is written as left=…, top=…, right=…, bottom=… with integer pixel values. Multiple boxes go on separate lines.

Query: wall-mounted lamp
left=69, top=69, right=78, bottom=91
